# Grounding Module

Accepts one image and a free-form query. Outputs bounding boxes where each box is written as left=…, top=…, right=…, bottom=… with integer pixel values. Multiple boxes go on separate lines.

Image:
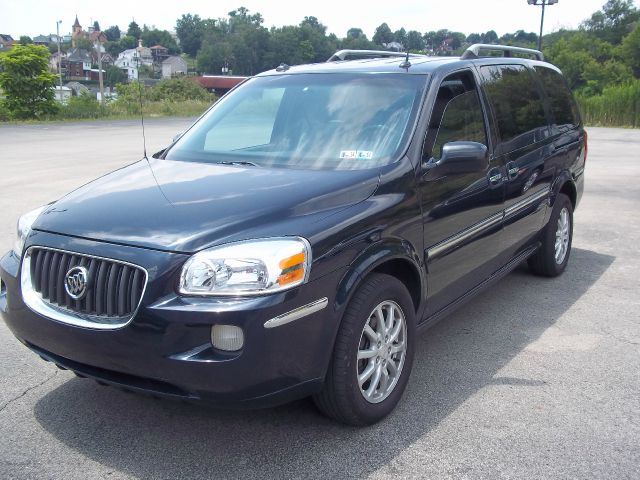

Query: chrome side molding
left=504, top=188, right=549, bottom=219
left=427, top=212, right=503, bottom=261
left=427, top=187, right=550, bottom=261
left=264, top=297, right=329, bottom=329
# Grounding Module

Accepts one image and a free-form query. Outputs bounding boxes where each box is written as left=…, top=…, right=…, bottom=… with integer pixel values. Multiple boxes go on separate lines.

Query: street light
left=56, top=20, right=63, bottom=101
left=527, top=0, right=558, bottom=51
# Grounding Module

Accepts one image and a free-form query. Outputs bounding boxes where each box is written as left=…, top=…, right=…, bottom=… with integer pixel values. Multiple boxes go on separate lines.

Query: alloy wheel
left=356, top=300, right=407, bottom=404
left=555, top=207, right=570, bottom=264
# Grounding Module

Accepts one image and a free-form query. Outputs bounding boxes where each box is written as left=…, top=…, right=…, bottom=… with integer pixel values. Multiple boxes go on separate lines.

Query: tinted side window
left=424, top=71, right=487, bottom=160
left=534, top=66, right=580, bottom=132
left=480, top=65, right=548, bottom=153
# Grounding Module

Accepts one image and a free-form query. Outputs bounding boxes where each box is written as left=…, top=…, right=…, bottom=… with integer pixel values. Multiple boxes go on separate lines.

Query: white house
left=115, top=42, right=153, bottom=80
left=162, top=56, right=188, bottom=78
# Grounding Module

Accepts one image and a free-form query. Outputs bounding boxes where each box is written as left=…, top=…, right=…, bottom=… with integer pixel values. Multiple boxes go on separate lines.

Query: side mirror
left=422, top=141, right=488, bottom=180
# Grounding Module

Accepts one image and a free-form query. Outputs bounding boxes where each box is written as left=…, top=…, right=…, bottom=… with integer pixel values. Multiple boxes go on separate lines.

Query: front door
left=417, top=70, right=505, bottom=316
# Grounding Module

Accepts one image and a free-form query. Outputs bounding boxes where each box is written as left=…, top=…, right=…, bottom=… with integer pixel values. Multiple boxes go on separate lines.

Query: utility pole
left=95, top=35, right=104, bottom=105
left=56, top=20, right=63, bottom=101
left=527, top=0, right=558, bottom=51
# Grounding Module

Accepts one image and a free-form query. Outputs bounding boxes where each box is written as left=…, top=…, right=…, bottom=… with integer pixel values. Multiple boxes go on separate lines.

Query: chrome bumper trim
left=264, top=297, right=329, bottom=329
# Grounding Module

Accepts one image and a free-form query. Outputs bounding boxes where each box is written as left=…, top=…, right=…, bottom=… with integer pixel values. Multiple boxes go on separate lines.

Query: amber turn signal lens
left=277, top=267, right=305, bottom=286
left=279, top=252, right=305, bottom=270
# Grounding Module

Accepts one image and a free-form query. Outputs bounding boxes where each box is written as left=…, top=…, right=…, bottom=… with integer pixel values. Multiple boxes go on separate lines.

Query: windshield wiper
left=216, top=161, right=260, bottom=167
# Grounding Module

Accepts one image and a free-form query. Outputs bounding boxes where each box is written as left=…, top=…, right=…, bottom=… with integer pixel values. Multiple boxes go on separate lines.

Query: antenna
left=399, top=49, right=411, bottom=69
left=135, top=53, right=147, bottom=159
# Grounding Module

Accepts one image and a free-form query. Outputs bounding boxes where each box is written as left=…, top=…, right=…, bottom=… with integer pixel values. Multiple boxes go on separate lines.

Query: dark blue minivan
left=0, top=45, right=586, bottom=425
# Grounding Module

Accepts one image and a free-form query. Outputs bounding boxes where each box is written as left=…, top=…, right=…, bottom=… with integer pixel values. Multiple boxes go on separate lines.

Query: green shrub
left=576, top=80, right=640, bottom=127
left=58, top=92, right=105, bottom=119
left=147, top=77, right=213, bottom=102
left=110, top=79, right=213, bottom=117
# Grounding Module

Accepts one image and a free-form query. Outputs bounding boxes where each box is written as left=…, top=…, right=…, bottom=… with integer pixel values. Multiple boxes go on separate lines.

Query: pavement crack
left=0, top=369, right=59, bottom=414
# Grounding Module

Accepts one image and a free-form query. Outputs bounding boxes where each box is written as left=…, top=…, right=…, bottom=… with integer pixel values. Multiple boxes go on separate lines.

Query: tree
left=75, top=37, right=94, bottom=51
left=406, top=30, right=424, bottom=51
left=449, top=32, right=467, bottom=50
left=93, top=21, right=101, bottom=31
left=544, top=31, right=619, bottom=89
left=197, top=40, right=234, bottom=74
left=299, top=17, right=336, bottom=62
left=267, top=26, right=305, bottom=66
left=342, top=28, right=376, bottom=50
left=482, top=30, right=498, bottom=43
left=104, top=25, right=120, bottom=41
left=141, top=27, right=180, bottom=53
left=466, top=33, right=482, bottom=44
left=582, top=0, right=640, bottom=44
left=0, top=44, right=59, bottom=119
left=621, top=24, right=640, bottom=75
left=118, top=35, right=137, bottom=50
left=373, top=23, right=393, bottom=45
left=19, top=36, right=32, bottom=45
left=347, top=28, right=366, bottom=40
left=176, top=13, right=205, bottom=56
left=105, top=65, right=127, bottom=87
left=393, top=28, right=407, bottom=46
left=127, top=21, right=142, bottom=40
left=582, top=59, right=633, bottom=94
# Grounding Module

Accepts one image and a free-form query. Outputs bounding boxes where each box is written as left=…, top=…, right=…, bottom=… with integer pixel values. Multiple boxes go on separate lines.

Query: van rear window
left=535, top=66, right=581, bottom=132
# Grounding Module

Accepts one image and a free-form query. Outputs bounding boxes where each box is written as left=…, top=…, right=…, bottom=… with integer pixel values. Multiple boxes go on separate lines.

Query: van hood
left=33, top=158, right=379, bottom=253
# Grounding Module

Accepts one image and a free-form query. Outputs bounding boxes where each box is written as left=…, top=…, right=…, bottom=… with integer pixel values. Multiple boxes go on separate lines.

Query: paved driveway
left=0, top=121, right=638, bottom=479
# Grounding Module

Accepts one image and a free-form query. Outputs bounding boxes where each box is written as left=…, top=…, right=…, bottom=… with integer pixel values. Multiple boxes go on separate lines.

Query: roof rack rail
left=327, top=49, right=426, bottom=62
left=461, top=44, right=544, bottom=61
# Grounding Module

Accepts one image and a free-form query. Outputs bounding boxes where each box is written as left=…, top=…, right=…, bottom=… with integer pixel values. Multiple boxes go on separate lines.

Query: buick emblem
left=64, top=266, right=89, bottom=300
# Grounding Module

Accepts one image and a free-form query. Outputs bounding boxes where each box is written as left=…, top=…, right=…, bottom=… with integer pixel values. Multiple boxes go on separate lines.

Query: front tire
left=313, top=273, right=416, bottom=426
left=528, top=193, right=573, bottom=277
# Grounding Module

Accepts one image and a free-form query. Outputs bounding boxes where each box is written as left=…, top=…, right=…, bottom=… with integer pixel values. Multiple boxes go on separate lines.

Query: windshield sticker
left=340, top=150, right=374, bottom=160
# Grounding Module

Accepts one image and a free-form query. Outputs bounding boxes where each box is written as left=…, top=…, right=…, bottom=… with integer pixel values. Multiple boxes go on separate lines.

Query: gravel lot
left=0, top=120, right=638, bottom=479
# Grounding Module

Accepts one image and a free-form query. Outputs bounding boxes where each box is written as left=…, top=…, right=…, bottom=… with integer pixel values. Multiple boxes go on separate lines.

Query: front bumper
left=0, top=231, right=344, bottom=408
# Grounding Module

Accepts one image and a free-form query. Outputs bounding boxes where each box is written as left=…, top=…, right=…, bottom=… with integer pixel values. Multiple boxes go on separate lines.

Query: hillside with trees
left=172, top=1, right=639, bottom=125
left=1, top=0, right=638, bottom=124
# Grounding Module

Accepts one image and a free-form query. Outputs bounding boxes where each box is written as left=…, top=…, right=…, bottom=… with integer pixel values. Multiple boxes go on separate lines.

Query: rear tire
left=528, top=193, right=573, bottom=277
left=313, top=273, right=416, bottom=426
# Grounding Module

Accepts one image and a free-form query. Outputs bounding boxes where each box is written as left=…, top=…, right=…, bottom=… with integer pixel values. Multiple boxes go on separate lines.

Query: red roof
left=89, top=31, right=107, bottom=42
left=195, top=76, right=247, bottom=90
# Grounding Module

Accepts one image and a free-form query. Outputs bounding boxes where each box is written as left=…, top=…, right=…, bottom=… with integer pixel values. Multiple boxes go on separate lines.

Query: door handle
left=506, top=161, right=519, bottom=179
left=488, top=171, right=502, bottom=185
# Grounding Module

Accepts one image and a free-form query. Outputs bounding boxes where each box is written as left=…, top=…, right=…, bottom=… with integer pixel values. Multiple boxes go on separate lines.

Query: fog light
left=211, top=325, right=244, bottom=351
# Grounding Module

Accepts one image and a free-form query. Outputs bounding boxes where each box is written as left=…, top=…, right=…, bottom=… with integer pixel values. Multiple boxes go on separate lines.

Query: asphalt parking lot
left=0, top=120, right=638, bottom=479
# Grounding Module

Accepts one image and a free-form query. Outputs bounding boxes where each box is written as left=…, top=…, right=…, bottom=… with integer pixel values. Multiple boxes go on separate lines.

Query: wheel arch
left=335, top=239, right=425, bottom=316
left=551, top=173, right=577, bottom=210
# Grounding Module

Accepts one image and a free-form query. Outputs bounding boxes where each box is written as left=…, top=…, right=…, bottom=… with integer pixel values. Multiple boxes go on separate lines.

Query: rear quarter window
left=534, top=66, right=581, bottom=133
left=479, top=64, right=549, bottom=154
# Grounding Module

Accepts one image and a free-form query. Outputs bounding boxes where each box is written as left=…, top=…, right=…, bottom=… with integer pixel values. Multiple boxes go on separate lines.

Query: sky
left=1, top=0, right=635, bottom=40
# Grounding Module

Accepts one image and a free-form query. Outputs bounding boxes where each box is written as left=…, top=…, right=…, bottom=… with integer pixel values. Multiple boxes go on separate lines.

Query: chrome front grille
left=22, top=247, right=147, bottom=329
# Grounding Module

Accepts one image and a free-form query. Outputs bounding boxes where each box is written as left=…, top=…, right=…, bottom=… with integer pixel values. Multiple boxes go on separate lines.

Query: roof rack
left=461, top=44, right=544, bottom=61
left=327, top=49, right=426, bottom=62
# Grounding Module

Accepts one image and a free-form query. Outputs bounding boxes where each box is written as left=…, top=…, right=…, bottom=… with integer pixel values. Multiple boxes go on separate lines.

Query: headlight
left=13, top=206, right=46, bottom=257
left=179, top=237, right=312, bottom=296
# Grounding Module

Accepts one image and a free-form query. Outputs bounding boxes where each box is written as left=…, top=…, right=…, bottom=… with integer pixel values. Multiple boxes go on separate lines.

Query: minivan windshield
left=165, top=73, right=426, bottom=170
